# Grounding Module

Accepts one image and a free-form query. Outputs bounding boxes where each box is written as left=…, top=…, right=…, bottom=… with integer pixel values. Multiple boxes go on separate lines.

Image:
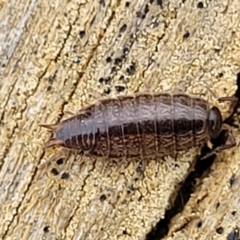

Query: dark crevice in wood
left=146, top=73, right=240, bottom=240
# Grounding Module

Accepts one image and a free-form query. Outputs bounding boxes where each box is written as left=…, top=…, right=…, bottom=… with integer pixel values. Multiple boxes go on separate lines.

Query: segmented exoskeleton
left=40, top=92, right=237, bottom=162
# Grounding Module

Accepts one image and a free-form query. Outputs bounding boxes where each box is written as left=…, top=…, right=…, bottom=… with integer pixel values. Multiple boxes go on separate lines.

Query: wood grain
left=0, top=0, right=240, bottom=240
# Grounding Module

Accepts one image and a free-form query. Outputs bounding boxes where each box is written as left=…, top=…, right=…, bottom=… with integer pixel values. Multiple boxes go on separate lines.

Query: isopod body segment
left=40, top=93, right=236, bottom=161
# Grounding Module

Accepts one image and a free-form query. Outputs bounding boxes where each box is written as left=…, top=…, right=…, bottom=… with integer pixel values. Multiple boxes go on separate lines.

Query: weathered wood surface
left=1, top=0, right=240, bottom=240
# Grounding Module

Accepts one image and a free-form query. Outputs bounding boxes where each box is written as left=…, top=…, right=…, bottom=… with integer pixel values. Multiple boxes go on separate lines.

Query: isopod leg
left=43, top=138, right=65, bottom=149
left=218, top=96, right=238, bottom=102
left=201, top=124, right=236, bottom=160
left=39, top=123, right=65, bottom=149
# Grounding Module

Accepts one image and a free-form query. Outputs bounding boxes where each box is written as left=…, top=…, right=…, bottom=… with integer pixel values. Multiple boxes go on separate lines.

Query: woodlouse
left=40, top=92, right=237, bottom=163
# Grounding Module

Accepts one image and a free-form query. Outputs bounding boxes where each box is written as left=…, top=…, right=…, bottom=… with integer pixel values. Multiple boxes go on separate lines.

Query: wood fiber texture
left=0, top=0, right=240, bottom=240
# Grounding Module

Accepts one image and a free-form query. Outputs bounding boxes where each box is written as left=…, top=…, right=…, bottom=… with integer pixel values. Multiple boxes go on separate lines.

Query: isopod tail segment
left=38, top=123, right=65, bottom=149
left=38, top=123, right=66, bottom=169
left=201, top=96, right=238, bottom=160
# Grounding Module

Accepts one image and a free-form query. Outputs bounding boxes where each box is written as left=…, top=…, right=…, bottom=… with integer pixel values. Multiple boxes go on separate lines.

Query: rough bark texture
left=0, top=1, right=240, bottom=240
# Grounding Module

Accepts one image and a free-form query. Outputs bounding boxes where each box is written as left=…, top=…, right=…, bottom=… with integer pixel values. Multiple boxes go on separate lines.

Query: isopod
left=40, top=93, right=237, bottom=162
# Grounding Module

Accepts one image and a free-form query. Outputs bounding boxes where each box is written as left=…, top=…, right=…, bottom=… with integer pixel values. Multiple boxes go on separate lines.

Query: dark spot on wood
left=150, top=20, right=159, bottom=29
left=115, top=85, right=125, bottom=92
left=125, top=2, right=130, bottom=7
left=106, top=56, right=112, bottom=63
left=196, top=220, right=202, bottom=228
left=136, top=11, right=141, bottom=18
left=111, top=66, right=117, bottom=73
left=119, top=24, right=127, bottom=33
left=57, top=159, right=64, bottom=165
left=99, top=77, right=111, bottom=85
left=114, top=57, right=122, bottom=65
left=99, top=77, right=104, bottom=83
left=232, top=211, right=237, bottom=216
left=136, top=8, right=146, bottom=19
left=123, top=47, right=129, bottom=55
left=51, top=168, right=59, bottom=175
left=214, top=47, right=221, bottom=53
left=43, top=226, right=50, bottom=233
left=105, top=76, right=111, bottom=84
left=104, top=87, right=111, bottom=94
left=144, top=4, right=149, bottom=14
left=197, top=2, right=204, bottom=8
left=99, top=0, right=105, bottom=6
left=149, top=0, right=162, bottom=6
left=126, top=63, right=136, bottom=75
left=122, top=229, right=127, bottom=235
left=73, top=56, right=81, bottom=64
left=215, top=202, right=220, bottom=209
left=119, top=75, right=125, bottom=81
left=79, top=30, right=85, bottom=38
left=216, top=226, right=224, bottom=234
left=230, top=174, right=236, bottom=186
left=61, top=172, right=70, bottom=179
left=100, top=194, right=107, bottom=202
left=218, top=72, right=224, bottom=78
left=48, top=74, right=56, bottom=84
left=183, top=31, right=190, bottom=39
left=138, top=195, right=143, bottom=201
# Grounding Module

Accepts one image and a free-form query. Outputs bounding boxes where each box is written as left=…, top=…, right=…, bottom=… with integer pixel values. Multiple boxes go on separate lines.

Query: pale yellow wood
left=0, top=0, right=240, bottom=240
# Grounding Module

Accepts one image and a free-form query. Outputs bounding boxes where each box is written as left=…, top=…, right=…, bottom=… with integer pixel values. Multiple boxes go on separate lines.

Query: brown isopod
left=40, top=92, right=237, bottom=165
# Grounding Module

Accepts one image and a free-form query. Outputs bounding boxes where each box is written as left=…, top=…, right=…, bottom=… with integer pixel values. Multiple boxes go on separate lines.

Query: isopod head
left=208, top=106, right=222, bottom=139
